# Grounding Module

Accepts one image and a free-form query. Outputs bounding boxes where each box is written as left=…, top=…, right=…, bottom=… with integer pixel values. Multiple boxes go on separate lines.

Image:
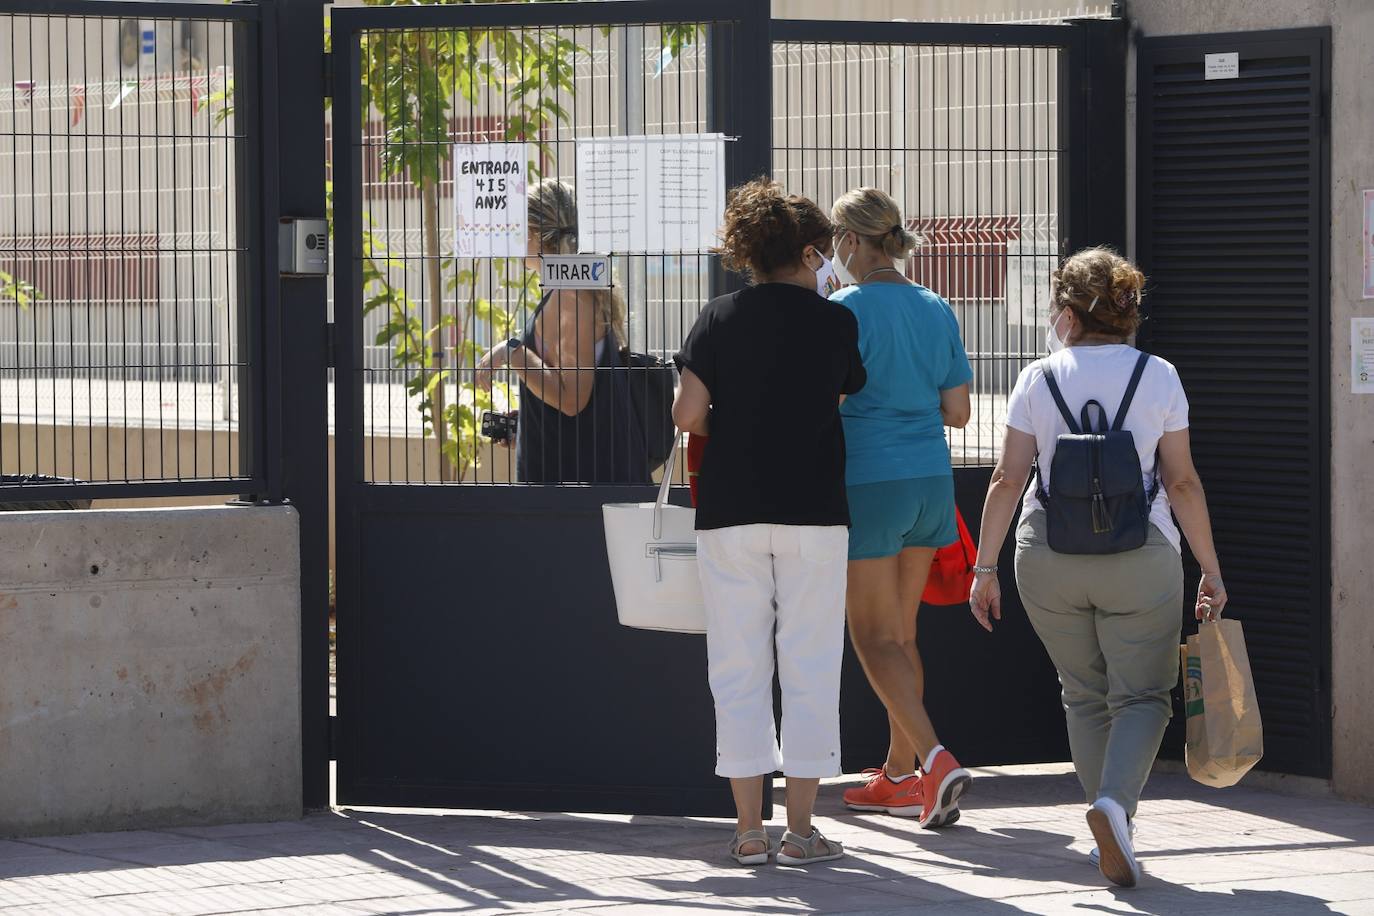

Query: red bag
left=687, top=433, right=707, bottom=506
left=922, top=508, right=978, bottom=607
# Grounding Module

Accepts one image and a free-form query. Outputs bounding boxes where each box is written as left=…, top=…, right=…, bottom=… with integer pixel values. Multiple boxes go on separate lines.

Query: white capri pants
left=696, top=524, right=849, bottom=779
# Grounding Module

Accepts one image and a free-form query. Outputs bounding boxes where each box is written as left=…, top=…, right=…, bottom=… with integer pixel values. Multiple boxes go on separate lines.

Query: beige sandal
left=730, top=828, right=771, bottom=866
left=776, top=827, right=844, bottom=865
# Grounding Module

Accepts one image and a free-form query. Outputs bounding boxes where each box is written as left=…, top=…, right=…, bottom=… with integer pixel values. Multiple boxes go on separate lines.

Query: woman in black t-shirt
left=674, top=180, right=866, bottom=866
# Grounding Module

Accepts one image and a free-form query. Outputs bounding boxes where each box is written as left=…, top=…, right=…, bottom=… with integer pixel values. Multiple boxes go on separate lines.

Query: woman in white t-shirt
left=968, top=247, right=1227, bottom=889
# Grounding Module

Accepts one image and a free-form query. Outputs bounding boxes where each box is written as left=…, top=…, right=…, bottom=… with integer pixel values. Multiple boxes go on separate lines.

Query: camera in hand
left=482, top=411, right=518, bottom=443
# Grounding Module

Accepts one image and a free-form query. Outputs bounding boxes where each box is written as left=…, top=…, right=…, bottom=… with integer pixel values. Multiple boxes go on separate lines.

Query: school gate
left=328, top=1, right=1125, bottom=814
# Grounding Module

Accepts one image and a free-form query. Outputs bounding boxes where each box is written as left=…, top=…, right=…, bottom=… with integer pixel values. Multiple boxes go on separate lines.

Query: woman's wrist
left=972, top=563, right=998, bottom=576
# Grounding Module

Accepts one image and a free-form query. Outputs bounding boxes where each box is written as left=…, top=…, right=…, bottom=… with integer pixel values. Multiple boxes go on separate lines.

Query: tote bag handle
left=653, top=430, right=683, bottom=540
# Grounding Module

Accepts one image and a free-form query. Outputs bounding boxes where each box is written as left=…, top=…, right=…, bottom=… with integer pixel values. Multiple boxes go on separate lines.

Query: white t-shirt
left=1006, top=344, right=1190, bottom=552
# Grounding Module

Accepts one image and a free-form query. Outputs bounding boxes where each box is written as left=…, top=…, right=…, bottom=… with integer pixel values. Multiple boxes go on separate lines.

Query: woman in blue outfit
left=830, top=188, right=976, bottom=828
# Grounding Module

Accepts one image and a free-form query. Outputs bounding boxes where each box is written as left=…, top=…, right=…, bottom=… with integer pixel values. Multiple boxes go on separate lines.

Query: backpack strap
left=1112, top=351, right=1151, bottom=431
left=1031, top=362, right=1077, bottom=506
left=1114, top=351, right=1163, bottom=508
left=1040, top=364, right=1082, bottom=434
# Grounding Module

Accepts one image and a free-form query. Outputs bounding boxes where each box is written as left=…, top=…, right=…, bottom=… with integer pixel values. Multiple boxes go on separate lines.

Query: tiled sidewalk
left=2, top=765, right=1372, bottom=915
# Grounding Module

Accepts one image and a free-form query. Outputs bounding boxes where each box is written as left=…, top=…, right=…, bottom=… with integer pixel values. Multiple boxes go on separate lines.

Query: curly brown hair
left=1052, top=246, right=1146, bottom=338
left=715, top=179, right=832, bottom=280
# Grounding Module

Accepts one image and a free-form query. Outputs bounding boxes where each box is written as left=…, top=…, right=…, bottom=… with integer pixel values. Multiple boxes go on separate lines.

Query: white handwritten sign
left=575, top=134, right=725, bottom=255
left=453, top=143, right=527, bottom=259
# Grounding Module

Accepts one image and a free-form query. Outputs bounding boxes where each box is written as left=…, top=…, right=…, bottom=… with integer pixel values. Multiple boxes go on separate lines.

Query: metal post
left=267, top=0, right=330, bottom=810
left=706, top=0, right=771, bottom=301
left=1063, top=17, right=1128, bottom=256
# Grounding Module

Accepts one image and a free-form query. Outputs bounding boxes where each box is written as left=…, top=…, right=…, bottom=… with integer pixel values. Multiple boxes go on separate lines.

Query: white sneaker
left=1086, top=798, right=1141, bottom=888
left=1088, top=817, right=1136, bottom=868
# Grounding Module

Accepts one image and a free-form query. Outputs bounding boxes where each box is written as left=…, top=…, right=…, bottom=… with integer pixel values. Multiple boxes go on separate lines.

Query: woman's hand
left=969, top=571, right=1002, bottom=633
left=474, top=342, right=509, bottom=393
left=1197, top=571, right=1227, bottom=622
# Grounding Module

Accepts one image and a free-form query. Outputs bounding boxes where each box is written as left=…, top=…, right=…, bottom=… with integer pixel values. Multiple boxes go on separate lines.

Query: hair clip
left=1088, top=296, right=1100, bottom=312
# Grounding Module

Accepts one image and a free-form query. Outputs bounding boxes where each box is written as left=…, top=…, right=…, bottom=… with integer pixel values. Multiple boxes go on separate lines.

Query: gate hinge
left=328, top=715, right=339, bottom=761
left=326, top=322, right=337, bottom=369
left=323, top=52, right=333, bottom=100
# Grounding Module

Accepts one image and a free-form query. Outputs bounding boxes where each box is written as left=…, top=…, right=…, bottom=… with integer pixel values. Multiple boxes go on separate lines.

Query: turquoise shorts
left=847, top=476, right=958, bottom=561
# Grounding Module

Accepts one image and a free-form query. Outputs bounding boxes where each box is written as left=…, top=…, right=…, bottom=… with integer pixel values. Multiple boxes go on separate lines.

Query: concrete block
left=0, top=505, right=301, bottom=837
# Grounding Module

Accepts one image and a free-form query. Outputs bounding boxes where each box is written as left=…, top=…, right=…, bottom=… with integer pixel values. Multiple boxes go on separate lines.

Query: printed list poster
left=575, top=134, right=725, bottom=254
left=453, top=142, right=527, bottom=259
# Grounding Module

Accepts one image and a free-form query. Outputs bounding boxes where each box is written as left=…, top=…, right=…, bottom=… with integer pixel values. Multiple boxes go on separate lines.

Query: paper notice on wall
left=1363, top=190, right=1374, bottom=299
left=453, top=143, right=528, bottom=259
left=575, top=134, right=725, bottom=254
left=1353, top=318, right=1374, bottom=394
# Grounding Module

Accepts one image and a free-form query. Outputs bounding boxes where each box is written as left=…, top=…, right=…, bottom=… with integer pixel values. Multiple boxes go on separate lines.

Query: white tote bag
left=602, top=435, right=706, bottom=634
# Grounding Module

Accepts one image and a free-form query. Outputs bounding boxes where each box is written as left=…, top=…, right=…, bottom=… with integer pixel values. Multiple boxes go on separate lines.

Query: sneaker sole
left=845, top=801, right=923, bottom=817
left=919, top=770, right=971, bottom=829
left=1087, top=808, right=1139, bottom=888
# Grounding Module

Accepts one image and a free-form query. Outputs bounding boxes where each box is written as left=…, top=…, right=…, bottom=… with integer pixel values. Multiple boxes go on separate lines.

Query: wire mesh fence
left=0, top=10, right=250, bottom=489
left=341, top=23, right=1066, bottom=484
left=772, top=39, right=1063, bottom=466
left=342, top=21, right=719, bottom=485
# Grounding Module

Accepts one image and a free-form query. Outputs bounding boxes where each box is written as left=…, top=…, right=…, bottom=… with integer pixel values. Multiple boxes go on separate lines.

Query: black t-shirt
left=674, top=283, right=866, bottom=530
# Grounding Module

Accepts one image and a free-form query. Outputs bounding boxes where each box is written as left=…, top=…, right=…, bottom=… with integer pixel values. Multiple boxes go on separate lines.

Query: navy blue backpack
left=1033, top=351, right=1160, bottom=555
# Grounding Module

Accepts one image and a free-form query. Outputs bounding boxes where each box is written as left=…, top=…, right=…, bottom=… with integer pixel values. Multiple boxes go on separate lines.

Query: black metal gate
left=1137, top=29, right=1332, bottom=778
left=331, top=4, right=1121, bottom=814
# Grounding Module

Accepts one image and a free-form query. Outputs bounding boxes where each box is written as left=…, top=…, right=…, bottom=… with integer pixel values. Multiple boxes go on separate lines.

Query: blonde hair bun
left=831, top=187, right=922, bottom=260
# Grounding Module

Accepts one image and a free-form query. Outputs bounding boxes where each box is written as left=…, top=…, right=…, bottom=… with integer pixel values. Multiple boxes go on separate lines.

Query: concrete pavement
left=1, top=764, right=1371, bottom=914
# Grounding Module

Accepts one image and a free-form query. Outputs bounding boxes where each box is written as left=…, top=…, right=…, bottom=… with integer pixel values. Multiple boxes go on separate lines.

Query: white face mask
left=1046, top=309, right=1070, bottom=354
left=832, top=232, right=858, bottom=287
left=814, top=252, right=840, bottom=298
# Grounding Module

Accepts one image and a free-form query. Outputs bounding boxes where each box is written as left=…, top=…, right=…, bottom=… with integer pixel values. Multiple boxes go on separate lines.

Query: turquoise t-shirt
left=833, top=283, right=973, bottom=485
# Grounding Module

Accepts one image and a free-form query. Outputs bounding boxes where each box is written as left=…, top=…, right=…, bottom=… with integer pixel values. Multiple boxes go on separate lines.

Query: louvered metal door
left=1138, top=29, right=1331, bottom=778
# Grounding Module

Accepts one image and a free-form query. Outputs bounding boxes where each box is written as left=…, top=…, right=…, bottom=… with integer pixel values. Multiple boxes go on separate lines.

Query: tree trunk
left=421, top=178, right=454, bottom=482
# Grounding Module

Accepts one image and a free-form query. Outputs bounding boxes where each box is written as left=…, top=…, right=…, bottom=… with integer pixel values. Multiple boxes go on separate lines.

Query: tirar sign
left=540, top=254, right=612, bottom=290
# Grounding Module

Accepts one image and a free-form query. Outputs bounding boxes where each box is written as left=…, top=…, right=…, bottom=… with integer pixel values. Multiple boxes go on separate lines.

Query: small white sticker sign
left=1353, top=317, right=1374, bottom=394
left=1363, top=189, right=1374, bottom=299
left=540, top=254, right=612, bottom=289
left=1204, top=52, right=1239, bottom=80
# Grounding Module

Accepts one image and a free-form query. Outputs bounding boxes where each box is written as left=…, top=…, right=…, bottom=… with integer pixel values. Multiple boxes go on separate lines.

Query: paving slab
left=2, top=765, right=1373, bottom=914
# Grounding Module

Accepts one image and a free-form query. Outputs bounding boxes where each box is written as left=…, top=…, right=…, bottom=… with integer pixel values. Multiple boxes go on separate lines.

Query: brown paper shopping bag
left=1182, top=619, right=1264, bottom=787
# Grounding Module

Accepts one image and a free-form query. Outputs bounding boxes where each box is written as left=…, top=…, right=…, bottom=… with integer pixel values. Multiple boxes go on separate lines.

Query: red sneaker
left=843, top=767, right=923, bottom=817
left=919, top=749, right=972, bottom=829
